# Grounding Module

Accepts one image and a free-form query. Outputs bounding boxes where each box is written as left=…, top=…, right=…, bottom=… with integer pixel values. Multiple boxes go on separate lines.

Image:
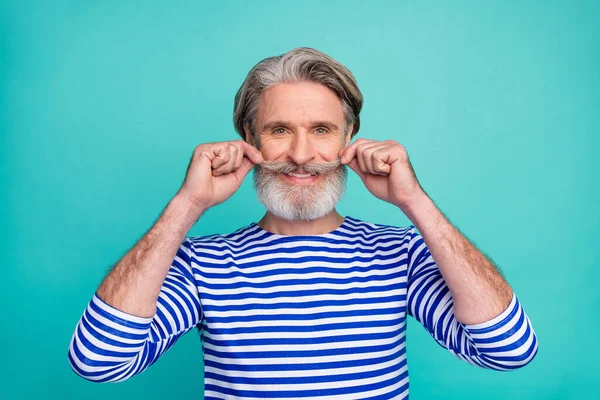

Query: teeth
left=286, top=172, right=313, bottom=178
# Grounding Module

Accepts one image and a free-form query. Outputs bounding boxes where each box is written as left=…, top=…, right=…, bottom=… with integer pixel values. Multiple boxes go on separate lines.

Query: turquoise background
left=1, top=1, right=598, bottom=399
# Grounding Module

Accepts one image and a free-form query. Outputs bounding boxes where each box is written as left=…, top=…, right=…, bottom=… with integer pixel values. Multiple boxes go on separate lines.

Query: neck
left=258, top=210, right=345, bottom=236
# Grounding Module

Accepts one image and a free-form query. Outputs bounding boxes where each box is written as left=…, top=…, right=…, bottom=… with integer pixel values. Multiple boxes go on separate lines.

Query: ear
left=344, top=123, right=354, bottom=147
left=243, top=123, right=255, bottom=146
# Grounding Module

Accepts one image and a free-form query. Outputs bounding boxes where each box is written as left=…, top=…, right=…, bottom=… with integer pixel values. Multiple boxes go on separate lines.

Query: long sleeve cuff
left=68, top=293, right=154, bottom=382
left=90, top=293, right=154, bottom=333
left=461, top=293, right=538, bottom=370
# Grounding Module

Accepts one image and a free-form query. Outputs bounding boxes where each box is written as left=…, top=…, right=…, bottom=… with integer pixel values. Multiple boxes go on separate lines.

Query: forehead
left=257, top=82, right=344, bottom=125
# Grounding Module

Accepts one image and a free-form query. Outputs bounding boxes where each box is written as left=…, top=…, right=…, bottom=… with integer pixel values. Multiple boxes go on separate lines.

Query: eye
left=315, top=127, right=329, bottom=134
left=273, top=128, right=286, bottom=135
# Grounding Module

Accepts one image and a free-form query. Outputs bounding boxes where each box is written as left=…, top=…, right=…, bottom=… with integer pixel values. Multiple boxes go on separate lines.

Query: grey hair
left=233, top=47, right=363, bottom=140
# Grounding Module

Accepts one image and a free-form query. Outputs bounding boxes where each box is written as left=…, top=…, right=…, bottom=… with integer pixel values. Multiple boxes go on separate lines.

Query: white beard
left=253, top=164, right=347, bottom=221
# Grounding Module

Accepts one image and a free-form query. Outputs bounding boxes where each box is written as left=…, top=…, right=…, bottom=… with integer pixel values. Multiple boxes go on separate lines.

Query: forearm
left=96, top=194, right=204, bottom=318
left=402, top=191, right=513, bottom=325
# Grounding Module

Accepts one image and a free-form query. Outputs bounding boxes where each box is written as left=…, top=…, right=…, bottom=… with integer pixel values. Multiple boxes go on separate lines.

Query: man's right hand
left=176, top=140, right=264, bottom=213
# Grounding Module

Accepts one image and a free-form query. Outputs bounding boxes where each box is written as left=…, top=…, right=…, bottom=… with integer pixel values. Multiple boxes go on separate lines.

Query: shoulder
left=186, top=222, right=262, bottom=249
left=344, top=216, right=415, bottom=239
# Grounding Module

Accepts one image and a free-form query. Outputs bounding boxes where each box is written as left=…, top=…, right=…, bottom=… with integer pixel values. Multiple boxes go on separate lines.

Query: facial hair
left=253, top=159, right=347, bottom=221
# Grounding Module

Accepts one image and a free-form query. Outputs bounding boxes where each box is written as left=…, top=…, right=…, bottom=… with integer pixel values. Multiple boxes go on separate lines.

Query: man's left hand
left=339, top=139, right=425, bottom=210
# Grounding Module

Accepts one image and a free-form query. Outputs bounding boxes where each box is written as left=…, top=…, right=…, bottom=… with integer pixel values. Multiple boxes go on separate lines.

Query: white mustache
left=259, top=159, right=342, bottom=175
left=253, top=158, right=347, bottom=221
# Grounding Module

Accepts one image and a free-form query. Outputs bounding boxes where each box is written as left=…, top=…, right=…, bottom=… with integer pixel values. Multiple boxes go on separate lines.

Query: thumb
left=232, top=157, right=256, bottom=182
left=347, top=158, right=366, bottom=181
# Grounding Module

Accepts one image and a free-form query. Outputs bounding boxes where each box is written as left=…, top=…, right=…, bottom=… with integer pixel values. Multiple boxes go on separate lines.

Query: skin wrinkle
left=246, top=82, right=352, bottom=224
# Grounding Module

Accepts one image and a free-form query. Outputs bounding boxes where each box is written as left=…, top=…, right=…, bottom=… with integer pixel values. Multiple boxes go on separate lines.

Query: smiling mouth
left=282, top=171, right=320, bottom=184
left=285, top=172, right=316, bottom=178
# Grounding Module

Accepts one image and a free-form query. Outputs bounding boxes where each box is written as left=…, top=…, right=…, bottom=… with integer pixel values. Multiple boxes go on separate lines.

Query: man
left=68, top=47, right=538, bottom=399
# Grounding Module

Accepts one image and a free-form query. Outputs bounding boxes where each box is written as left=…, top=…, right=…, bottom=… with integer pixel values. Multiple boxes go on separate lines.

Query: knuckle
left=193, top=144, right=205, bottom=155
left=393, top=141, right=405, bottom=151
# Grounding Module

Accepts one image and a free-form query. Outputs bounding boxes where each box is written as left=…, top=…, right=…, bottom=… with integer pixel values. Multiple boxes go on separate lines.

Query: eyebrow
left=261, top=120, right=340, bottom=132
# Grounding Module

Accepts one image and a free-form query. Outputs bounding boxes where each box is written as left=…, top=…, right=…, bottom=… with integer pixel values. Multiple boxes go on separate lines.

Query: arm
left=404, top=192, right=514, bottom=325
left=91, top=139, right=261, bottom=318
left=404, top=194, right=538, bottom=369
left=96, top=195, right=201, bottom=318
left=67, top=140, right=263, bottom=382
left=339, top=139, right=538, bottom=369
left=67, top=196, right=204, bottom=382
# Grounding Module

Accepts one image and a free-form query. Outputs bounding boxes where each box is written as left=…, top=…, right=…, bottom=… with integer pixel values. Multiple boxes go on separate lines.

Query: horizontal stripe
left=67, top=216, right=538, bottom=399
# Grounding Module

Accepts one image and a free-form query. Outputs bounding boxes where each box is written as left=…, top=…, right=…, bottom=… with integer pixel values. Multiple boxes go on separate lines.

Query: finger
left=371, top=148, right=392, bottom=175
left=240, top=140, right=264, bottom=164
left=232, top=157, right=256, bottom=182
left=233, top=143, right=244, bottom=170
left=360, top=143, right=387, bottom=175
left=355, top=142, right=374, bottom=174
left=339, top=138, right=364, bottom=164
left=346, top=158, right=366, bottom=181
left=357, top=147, right=367, bottom=173
left=211, top=145, right=231, bottom=170
left=340, top=138, right=374, bottom=164
left=367, top=144, right=393, bottom=176
left=213, top=145, right=239, bottom=176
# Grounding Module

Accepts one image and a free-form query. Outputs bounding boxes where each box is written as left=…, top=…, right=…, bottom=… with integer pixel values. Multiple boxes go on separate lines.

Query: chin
left=269, top=206, right=334, bottom=222
left=254, top=164, right=347, bottom=221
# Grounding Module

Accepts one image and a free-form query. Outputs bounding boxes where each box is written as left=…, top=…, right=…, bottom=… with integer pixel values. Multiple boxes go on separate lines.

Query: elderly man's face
left=252, top=81, right=350, bottom=168
left=246, top=82, right=352, bottom=221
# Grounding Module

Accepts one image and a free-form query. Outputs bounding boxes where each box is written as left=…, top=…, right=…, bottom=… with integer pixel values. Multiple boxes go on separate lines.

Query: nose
left=287, top=132, right=316, bottom=165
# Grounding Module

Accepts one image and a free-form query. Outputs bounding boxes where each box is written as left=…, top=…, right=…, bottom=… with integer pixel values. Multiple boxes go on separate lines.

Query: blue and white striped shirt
left=68, top=216, right=538, bottom=399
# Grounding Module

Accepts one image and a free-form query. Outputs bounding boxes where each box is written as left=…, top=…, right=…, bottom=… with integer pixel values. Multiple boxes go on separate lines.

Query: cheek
left=258, top=138, right=289, bottom=160
left=317, top=139, right=345, bottom=161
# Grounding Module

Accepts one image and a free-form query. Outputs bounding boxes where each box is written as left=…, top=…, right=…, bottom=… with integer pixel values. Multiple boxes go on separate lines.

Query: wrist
left=396, top=188, right=427, bottom=213
left=398, top=190, right=436, bottom=227
left=168, top=193, right=206, bottom=233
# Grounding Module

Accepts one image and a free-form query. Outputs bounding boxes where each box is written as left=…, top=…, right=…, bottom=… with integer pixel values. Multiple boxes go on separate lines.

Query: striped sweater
left=68, top=216, right=538, bottom=399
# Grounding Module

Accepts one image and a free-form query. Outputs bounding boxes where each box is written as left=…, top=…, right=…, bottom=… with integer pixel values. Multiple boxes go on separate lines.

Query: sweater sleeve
left=405, top=226, right=538, bottom=370
left=67, top=237, right=203, bottom=382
